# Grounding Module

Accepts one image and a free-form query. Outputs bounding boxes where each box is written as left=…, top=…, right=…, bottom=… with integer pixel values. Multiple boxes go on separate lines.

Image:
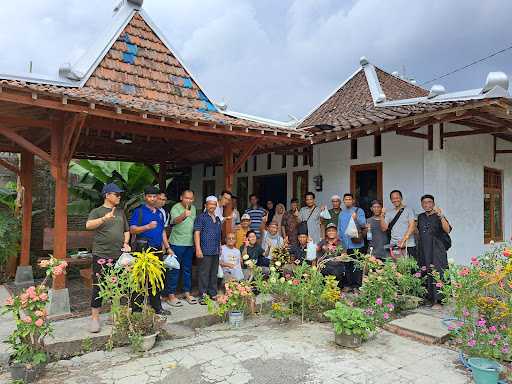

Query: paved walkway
left=0, top=316, right=471, bottom=384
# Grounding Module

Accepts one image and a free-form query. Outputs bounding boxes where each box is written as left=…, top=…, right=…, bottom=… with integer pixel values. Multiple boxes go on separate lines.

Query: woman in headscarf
left=273, top=203, right=286, bottom=234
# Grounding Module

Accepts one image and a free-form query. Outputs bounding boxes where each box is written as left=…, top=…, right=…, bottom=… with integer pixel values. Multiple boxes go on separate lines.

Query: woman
left=273, top=203, right=286, bottom=234
left=220, top=233, right=244, bottom=281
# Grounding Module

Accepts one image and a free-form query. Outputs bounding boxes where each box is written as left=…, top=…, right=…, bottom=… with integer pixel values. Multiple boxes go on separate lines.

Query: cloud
left=1, top=0, right=511, bottom=120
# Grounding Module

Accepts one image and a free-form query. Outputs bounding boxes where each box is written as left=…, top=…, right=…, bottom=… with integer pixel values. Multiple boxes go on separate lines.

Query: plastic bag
left=217, top=265, right=224, bottom=278
left=306, top=241, right=317, bottom=261
left=319, top=208, right=331, bottom=220
left=164, top=254, right=180, bottom=270
left=345, top=216, right=359, bottom=238
left=115, top=253, right=134, bottom=268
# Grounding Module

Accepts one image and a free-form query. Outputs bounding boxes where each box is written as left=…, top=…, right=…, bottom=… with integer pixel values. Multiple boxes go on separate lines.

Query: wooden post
left=223, top=145, right=234, bottom=235
left=19, top=150, right=34, bottom=267
left=51, top=124, right=69, bottom=290
left=427, top=125, right=434, bottom=151
left=158, top=163, right=167, bottom=192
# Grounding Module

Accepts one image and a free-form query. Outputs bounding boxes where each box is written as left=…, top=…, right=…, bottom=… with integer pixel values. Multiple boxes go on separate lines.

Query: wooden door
left=350, top=163, right=382, bottom=217
left=292, top=170, right=308, bottom=205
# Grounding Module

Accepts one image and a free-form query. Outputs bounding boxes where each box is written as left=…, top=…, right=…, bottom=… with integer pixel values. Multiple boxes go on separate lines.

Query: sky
left=1, top=0, right=511, bottom=121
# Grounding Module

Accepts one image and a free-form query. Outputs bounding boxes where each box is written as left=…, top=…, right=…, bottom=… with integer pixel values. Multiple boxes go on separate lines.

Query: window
left=281, top=154, right=287, bottom=168
left=267, top=153, right=272, bottom=169
left=244, top=160, right=248, bottom=173
left=293, top=152, right=298, bottom=167
left=374, top=135, right=382, bottom=157
left=351, top=139, right=358, bottom=160
left=484, top=167, right=503, bottom=243
left=253, top=156, right=257, bottom=172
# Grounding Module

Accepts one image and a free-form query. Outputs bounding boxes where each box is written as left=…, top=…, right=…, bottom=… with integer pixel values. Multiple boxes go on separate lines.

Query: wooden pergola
left=0, top=85, right=303, bottom=293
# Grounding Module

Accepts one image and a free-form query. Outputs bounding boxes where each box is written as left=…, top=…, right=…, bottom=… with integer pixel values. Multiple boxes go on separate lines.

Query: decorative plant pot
left=467, top=357, right=502, bottom=384
left=397, top=295, right=422, bottom=310
left=228, top=311, right=244, bottom=328
left=334, top=332, right=362, bottom=348
left=9, top=362, right=46, bottom=383
left=140, top=333, right=158, bottom=352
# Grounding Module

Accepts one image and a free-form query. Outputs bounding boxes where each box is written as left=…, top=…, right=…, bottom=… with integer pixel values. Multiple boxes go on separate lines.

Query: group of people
left=85, top=183, right=452, bottom=333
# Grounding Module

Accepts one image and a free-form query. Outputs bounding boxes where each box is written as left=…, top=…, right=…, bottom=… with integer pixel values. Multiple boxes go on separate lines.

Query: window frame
left=483, top=167, right=503, bottom=243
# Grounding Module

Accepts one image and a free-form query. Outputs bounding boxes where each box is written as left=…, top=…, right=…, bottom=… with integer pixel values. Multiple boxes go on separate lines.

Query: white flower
left=448, top=258, right=455, bottom=264
left=242, top=254, right=249, bottom=260
left=270, top=266, right=276, bottom=272
left=270, top=277, right=277, bottom=284
left=275, top=261, right=282, bottom=267
left=279, top=277, right=285, bottom=283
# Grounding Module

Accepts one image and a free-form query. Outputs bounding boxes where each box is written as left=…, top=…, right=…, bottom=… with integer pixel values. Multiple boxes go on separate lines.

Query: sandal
left=199, top=297, right=207, bottom=305
left=185, top=296, right=198, bottom=305
left=169, top=299, right=184, bottom=307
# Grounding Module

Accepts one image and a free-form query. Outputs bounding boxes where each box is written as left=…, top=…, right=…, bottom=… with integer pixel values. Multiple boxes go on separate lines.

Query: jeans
left=162, top=245, right=194, bottom=296
left=198, top=255, right=219, bottom=297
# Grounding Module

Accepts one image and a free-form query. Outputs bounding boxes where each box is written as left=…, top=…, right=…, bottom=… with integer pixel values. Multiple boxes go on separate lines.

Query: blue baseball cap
left=102, top=183, right=124, bottom=195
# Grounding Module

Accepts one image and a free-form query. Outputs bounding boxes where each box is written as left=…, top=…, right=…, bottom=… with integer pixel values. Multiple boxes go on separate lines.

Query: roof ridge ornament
left=482, top=71, right=509, bottom=94
left=428, top=84, right=446, bottom=99
left=360, top=56, right=369, bottom=66
left=361, top=58, right=386, bottom=104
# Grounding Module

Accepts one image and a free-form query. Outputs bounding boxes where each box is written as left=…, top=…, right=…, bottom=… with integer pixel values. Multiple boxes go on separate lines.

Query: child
left=220, top=233, right=244, bottom=281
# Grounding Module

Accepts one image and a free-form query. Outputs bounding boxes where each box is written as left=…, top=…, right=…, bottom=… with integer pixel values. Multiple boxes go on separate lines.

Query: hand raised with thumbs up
left=103, top=207, right=116, bottom=221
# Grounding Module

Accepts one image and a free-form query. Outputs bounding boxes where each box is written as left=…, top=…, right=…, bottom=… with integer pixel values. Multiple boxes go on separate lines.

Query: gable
left=84, top=13, right=217, bottom=113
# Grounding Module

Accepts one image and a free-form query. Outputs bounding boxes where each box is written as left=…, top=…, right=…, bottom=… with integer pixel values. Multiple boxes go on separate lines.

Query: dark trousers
left=131, top=287, right=162, bottom=314
left=198, top=255, right=219, bottom=297
left=343, top=248, right=363, bottom=289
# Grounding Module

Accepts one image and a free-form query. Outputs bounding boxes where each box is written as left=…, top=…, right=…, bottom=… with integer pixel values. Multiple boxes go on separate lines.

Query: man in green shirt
left=161, top=190, right=197, bottom=307
left=321, top=194, right=342, bottom=227
left=86, top=183, right=130, bottom=333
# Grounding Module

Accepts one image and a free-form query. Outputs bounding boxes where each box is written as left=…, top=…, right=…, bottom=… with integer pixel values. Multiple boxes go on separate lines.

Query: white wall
left=189, top=126, right=512, bottom=264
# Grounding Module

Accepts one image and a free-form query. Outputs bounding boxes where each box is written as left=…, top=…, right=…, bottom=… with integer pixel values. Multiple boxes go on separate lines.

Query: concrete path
left=0, top=316, right=471, bottom=384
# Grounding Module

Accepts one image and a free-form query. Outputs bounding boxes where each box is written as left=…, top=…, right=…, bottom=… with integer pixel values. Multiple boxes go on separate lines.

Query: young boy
left=220, top=233, right=244, bottom=281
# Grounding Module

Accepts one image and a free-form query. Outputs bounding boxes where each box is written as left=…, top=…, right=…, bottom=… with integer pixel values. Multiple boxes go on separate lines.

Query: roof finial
left=359, top=56, right=369, bottom=66
left=482, top=71, right=509, bottom=93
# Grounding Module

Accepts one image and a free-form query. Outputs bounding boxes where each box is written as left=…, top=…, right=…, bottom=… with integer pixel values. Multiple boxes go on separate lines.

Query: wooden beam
left=223, top=145, right=234, bottom=236
left=0, top=90, right=303, bottom=143
left=444, top=127, right=503, bottom=138
left=439, top=123, right=444, bottom=149
left=0, top=158, right=20, bottom=175
left=231, top=140, right=260, bottom=175
left=19, top=150, right=33, bottom=267
left=158, top=163, right=167, bottom=192
left=396, top=131, right=428, bottom=140
left=64, top=113, right=87, bottom=163
left=0, top=125, right=51, bottom=163
left=0, top=115, right=54, bottom=129
left=495, top=149, right=512, bottom=154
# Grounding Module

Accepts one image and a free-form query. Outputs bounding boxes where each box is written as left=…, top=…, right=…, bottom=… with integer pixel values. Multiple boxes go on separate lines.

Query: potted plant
left=433, top=245, right=512, bottom=382
left=2, top=257, right=67, bottom=382
left=206, top=280, right=254, bottom=328
left=324, top=302, right=376, bottom=348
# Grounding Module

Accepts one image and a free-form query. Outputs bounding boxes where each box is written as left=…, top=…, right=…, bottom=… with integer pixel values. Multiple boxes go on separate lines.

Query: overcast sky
left=1, top=0, right=511, bottom=120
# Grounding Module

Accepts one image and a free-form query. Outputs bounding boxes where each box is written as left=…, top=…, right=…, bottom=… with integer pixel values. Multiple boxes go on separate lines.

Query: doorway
left=253, top=173, right=287, bottom=208
left=350, top=163, right=382, bottom=217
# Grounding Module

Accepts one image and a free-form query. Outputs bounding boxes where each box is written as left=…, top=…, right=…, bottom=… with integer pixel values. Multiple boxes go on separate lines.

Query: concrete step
left=383, top=312, right=451, bottom=344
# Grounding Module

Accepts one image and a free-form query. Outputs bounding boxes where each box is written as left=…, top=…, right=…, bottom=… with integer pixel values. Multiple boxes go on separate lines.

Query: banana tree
left=68, top=160, right=170, bottom=214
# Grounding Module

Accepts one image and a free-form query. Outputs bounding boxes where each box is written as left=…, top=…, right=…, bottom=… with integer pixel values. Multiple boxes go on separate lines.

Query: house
left=190, top=58, right=512, bottom=264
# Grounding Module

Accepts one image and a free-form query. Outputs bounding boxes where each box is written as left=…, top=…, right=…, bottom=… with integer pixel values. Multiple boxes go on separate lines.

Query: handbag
left=164, top=254, right=180, bottom=270
left=301, top=206, right=317, bottom=228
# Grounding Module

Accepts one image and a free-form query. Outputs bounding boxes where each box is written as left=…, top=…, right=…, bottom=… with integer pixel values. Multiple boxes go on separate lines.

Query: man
left=235, top=213, right=251, bottom=248
left=214, top=190, right=232, bottom=222
left=289, top=223, right=309, bottom=264
left=321, top=195, right=342, bottom=227
left=86, top=183, right=130, bottom=333
left=380, top=190, right=417, bottom=258
left=129, top=186, right=174, bottom=315
left=156, top=192, right=169, bottom=228
left=299, top=192, right=323, bottom=244
left=194, top=195, right=222, bottom=304
left=162, top=190, right=197, bottom=307
left=265, top=200, right=275, bottom=225
left=338, top=193, right=366, bottom=291
left=367, top=200, right=388, bottom=260
left=260, top=218, right=285, bottom=261
left=417, top=194, right=452, bottom=308
left=316, top=223, right=345, bottom=286
left=281, top=198, right=300, bottom=245
left=245, top=194, right=266, bottom=239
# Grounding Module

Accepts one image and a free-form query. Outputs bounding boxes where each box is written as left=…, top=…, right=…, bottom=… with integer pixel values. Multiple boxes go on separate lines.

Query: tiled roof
left=299, top=66, right=429, bottom=131
left=0, top=11, right=298, bottom=135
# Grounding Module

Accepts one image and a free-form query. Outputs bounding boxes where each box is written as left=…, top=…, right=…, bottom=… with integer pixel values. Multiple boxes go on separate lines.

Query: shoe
left=89, top=319, right=101, bottom=333
left=158, top=308, right=172, bottom=316
left=161, top=301, right=174, bottom=312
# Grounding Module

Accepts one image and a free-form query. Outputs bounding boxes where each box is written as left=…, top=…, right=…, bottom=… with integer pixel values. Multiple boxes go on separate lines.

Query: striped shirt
left=244, top=207, right=266, bottom=238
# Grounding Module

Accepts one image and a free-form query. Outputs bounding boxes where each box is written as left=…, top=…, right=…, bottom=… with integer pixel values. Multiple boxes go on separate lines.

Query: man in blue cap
left=86, top=182, right=131, bottom=333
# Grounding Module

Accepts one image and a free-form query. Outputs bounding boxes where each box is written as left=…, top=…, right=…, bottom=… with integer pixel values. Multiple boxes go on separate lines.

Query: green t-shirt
left=88, top=206, right=129, bottom=258
left=169, top=203, right=196, bottom=246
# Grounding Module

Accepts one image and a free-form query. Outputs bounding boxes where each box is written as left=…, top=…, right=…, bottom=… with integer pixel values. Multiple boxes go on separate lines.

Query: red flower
left=292, top=279, right=300, bottom=286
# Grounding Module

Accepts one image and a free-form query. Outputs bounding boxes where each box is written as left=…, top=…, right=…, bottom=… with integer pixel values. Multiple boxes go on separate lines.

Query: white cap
left=331, top=194, right=341, bottom=201
left=206, top=195, right=218, bottom=203
left=241, top=213, right=251, bottom=221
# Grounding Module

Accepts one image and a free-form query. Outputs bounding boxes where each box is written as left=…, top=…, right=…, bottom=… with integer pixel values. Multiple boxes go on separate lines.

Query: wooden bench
left=42, top=228, right=95, bottom=288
